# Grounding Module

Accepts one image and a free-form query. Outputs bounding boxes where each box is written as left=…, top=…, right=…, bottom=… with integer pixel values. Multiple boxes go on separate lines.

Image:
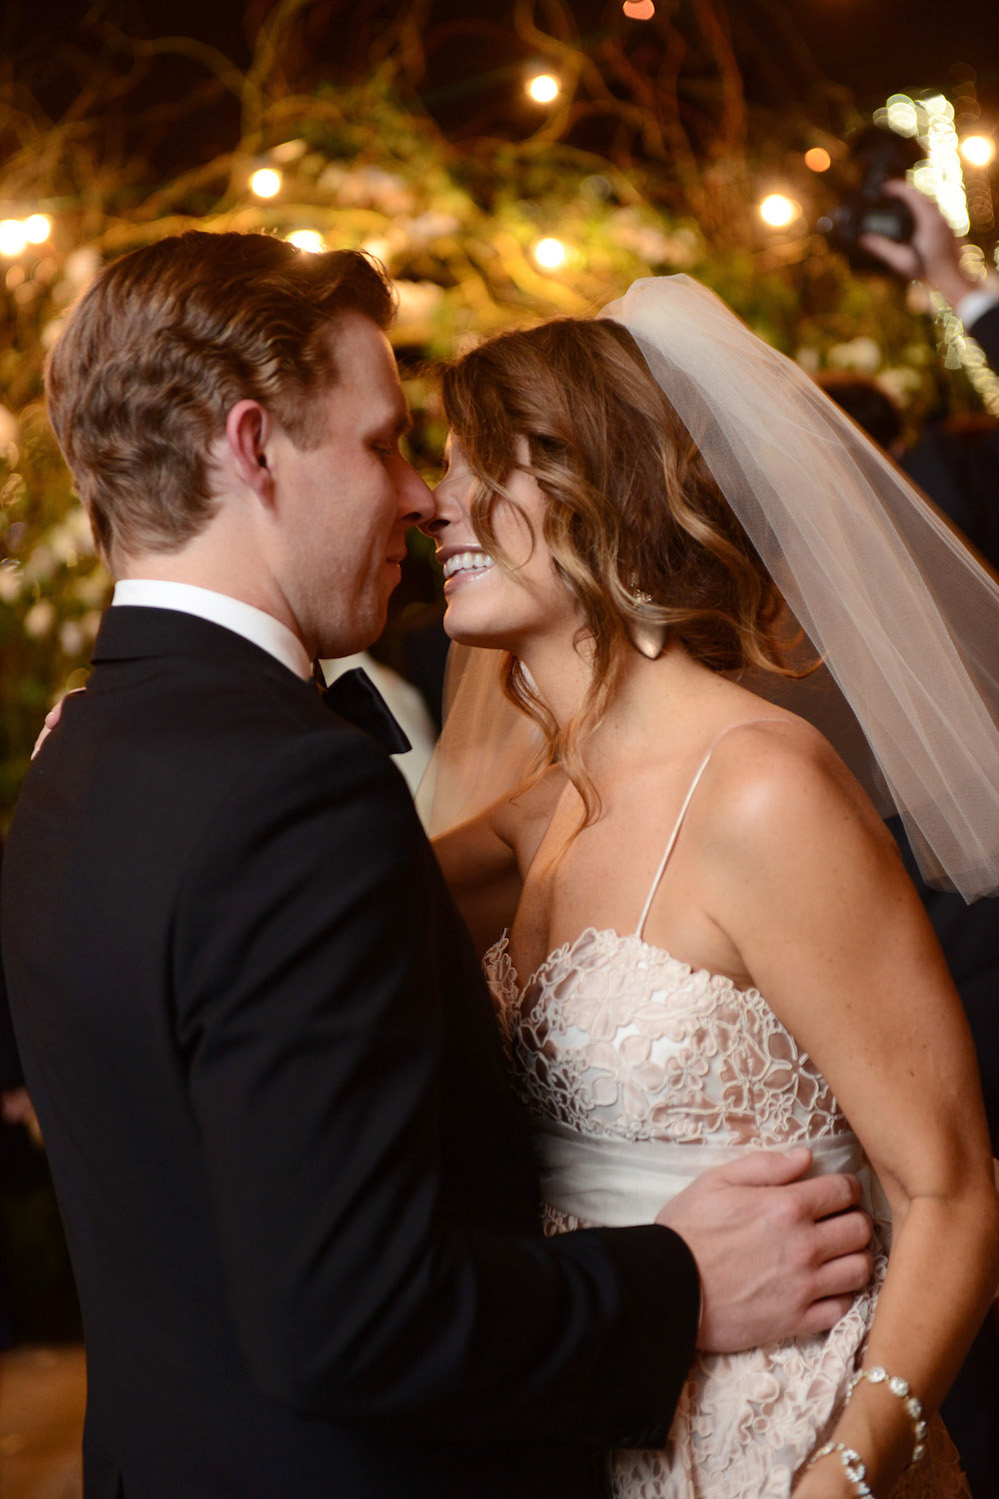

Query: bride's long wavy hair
left=440, top=316, right=806, bottom=825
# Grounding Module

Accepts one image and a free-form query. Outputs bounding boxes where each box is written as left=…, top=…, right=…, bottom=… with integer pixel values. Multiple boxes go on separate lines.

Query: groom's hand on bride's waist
left=655, top=1145, right=873, bottom=1354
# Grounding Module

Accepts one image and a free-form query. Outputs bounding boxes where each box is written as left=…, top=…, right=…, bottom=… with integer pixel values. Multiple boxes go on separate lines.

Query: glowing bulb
left=24, top=214, right=52, bottom=244
left=961, top=135, right=995, bottom=168
left=804, top=148, right=831, bottom=173
left=623, top=0, right=656, bottom=17
left=533, top=237, right=567, bottom=270
left=250, top=168, right=282, bottom=199
left=527, top=74, right=559, bottom=104
left=286, top=230, right=325, bottom=254
left=759, top=194, right=799, bottom=228
left=0, top=220, right=28, bottom=257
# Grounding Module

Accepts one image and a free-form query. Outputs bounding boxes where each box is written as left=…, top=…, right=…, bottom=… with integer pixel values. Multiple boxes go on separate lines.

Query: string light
left=623, top=0, right=656, bottom=18
left=960, top=135, right=995, bottom=168
left=24, top=214, right=52, bottom=244
left=249, top=167, right=282, bottom=199
left=0, top=220, right=29, bottom=257
left=533, top=237, right=567, bottom=269
left=526, top=73, right=559, bottom=104
left=804, top=148, right=831, bottom=173
left=286, top=230, right=325, bottom=253
left=759, top=194, right=799, bottom=228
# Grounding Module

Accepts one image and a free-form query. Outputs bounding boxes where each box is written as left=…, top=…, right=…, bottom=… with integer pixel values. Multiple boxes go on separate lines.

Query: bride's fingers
left=31, top=691, right=78, bottom=759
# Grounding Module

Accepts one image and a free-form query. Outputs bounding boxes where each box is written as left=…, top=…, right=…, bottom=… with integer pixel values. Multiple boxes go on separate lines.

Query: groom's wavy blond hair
left=46, top=232, right=394, bottom=570
left=441, top=316, right=805, bottom=824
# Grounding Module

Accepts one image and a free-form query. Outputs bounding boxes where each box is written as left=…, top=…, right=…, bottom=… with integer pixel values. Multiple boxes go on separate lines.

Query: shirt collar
left=112, top=579, right=312, bottom=681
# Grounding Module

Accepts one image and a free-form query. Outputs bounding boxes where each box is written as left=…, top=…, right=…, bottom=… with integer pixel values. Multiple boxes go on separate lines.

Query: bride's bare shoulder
left=694, top=713, right=893, bottom=863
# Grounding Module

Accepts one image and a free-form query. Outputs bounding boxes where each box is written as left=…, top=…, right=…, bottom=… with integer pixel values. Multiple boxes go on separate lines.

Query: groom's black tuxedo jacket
left=972, top=303, right=999, bottom=372
left=0, top=607, right=699, bottom=1499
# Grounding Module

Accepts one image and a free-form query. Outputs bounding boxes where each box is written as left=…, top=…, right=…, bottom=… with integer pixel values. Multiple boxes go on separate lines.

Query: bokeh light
left=533, top=237, right=567, bottom=270
left=885, top=94, right=919, bottom=138
left=804, top=148, right=831, bottom=173
left=623, top=0, right=656, bottom=18
left=961, top=135, right=996, bottom=168
left=250, top=167, right=282, bottom=198
left=24, top=214, right=52, bottom=244
left=0, top=220, right=28, bottom=257
left=759, top=194, right=799, bottom=228
left=526, top=74, right=559, bottom=104
left=286, top=230, right=325, bottom=253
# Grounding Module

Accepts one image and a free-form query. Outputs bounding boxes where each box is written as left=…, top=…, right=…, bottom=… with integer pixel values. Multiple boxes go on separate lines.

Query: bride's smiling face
left=426, top=435, right=579, bottom=652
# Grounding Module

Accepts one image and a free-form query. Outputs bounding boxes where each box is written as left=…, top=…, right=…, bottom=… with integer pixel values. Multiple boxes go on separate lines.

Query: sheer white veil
left=418, top=275, right=999, bottom=902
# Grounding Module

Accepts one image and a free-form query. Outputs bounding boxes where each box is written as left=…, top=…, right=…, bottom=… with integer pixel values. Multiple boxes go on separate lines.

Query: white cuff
left=955, top=282, right=999, bottom=330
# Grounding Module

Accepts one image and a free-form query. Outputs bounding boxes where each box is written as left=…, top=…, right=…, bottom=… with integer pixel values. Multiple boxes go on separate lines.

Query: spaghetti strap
left=635, top=718, right=781, bottom=938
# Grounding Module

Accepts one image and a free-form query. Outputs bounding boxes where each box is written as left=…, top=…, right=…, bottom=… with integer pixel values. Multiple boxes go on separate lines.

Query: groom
left=0, top=232, right=871, bottom=1499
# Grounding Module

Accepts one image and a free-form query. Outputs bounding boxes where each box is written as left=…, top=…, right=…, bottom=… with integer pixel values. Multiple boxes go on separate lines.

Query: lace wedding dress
left=483, top=735, right=969, bottom=1498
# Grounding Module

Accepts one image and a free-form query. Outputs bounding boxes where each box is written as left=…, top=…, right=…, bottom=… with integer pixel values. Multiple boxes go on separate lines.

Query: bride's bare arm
left=432, top=768, right=567, bottom=959
left=697, top=722, right=999, bottom=1497
left=432, top=810, right=522, bottom=959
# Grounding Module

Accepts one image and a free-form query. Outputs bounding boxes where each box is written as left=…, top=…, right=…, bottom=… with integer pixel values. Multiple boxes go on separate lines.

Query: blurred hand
left=859, top=179, right=978, bottom=308
left=657, top=1146, right=872, bottom=1353
left=1, top=1087, right=42, bottom=1146
left=32, top=692, right=76, bottom=759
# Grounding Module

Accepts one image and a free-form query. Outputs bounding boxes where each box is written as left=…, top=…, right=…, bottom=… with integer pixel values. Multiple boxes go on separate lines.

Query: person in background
left=861, top=178, right=999, bottom=367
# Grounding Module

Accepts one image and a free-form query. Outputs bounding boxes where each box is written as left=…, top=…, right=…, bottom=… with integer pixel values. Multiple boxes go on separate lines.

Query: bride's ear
left=223, top=400, right=276, bottom=505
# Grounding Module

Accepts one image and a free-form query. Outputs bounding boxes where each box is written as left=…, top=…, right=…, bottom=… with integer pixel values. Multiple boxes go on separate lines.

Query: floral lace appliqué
left=487, top=926, right=968, bottom=1499
left=485, top=925, right=850, bottom=1149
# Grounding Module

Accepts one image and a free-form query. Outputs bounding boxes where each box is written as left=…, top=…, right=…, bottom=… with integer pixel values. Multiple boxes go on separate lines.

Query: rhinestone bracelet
left=805, top=1442, right=873, bottom=1497
left=845, top=1364, right=928, bottom=1468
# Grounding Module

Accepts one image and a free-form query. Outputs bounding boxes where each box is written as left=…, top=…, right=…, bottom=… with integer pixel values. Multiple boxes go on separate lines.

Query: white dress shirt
left=112, top=579, right=312, bottom=681
left=956, top=281, right=999, bottom=332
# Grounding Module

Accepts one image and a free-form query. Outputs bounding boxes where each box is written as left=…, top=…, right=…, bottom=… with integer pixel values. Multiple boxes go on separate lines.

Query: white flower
left=63, top=247, right=101, bottom=294
left=59, top=620, right=85, bottom=656
left=393, top=279, right=444, bottom=324
left=24, top=599, right=56, bottom=638
left=0, top=566, right=22, bottom=604
left=24, top=543, right=57, bottom=582
left=41, top=316, right=66, bottom=349
left=406, top=211, right=461, bottom=243
left=46, top=524, right=80, bottom=565
left=827, top=336, right=881, bottom=374
left=320, top=165, right=415, bottom=215
left=877, top=366, right=921, bottom=406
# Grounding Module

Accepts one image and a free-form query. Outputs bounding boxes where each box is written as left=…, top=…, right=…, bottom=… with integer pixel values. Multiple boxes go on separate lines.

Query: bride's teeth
left=443, top=551, right=495, bottom=580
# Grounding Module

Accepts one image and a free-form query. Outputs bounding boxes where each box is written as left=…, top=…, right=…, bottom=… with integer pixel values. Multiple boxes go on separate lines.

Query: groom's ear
left=224, top=400, right=276, bottom=504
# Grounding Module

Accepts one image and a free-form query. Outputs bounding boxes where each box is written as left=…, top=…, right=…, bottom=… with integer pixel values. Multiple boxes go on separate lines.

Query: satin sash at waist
left=533, top=1118, right=886, bottom=1230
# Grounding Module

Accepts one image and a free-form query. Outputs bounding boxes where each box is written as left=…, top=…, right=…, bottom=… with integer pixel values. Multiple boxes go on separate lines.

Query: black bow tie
left=316, top=664, right=412, bottom=756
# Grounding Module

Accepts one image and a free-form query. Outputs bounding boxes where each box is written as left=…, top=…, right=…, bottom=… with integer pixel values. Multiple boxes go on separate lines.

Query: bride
left=420, top=276, right=999, bottom=1497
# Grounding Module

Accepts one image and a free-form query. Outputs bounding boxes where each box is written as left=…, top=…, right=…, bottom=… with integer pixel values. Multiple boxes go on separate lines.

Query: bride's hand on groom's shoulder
left=32, top=691, right=82, bottom=759
left=656, top=1146, right=873, bottom=1355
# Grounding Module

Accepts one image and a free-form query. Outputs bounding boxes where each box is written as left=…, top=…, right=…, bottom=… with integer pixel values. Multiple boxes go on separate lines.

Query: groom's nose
left=391, top=455, right=434, bottom=527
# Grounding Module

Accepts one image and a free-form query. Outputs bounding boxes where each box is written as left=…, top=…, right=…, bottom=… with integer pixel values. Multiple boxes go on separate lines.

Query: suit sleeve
left=0, top=846, right=24, bottom=1092
left=969, top=303, right=999, bottom=374
left=172, top=728, right=699, bottom=1446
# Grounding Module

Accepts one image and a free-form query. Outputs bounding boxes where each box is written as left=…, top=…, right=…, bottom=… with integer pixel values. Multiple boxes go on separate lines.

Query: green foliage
left=0, top=1, right=983, bottom=824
